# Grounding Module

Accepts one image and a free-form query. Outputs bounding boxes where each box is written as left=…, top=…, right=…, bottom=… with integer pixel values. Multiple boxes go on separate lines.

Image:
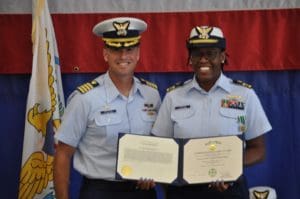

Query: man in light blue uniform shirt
left=54, top=17, right=161, bottom=199
left=152, top=25, right=272, bottom=199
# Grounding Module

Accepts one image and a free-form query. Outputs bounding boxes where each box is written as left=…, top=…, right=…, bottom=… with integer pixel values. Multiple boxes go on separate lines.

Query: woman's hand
left=209, top=180, right=232, bottom=192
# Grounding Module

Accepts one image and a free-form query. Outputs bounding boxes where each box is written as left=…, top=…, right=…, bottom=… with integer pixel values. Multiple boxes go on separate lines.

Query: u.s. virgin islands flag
left=18, top=0, right=65, bottom=198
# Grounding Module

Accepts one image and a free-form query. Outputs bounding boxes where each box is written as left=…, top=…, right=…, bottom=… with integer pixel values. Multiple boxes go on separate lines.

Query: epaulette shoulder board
left=77, top=80, right=99, bottom=94
left=139, top=78, right=158, bottom=90
left=167, top=81, right=184, bottom=92
left=232, top=80, right=252, bottom=89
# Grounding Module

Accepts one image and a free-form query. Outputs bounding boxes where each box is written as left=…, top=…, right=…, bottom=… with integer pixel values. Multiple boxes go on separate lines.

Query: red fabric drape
left=1, top=9, right=299, bottom=74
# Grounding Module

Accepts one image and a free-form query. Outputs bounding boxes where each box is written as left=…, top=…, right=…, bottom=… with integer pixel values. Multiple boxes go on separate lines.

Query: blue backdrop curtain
left=1, top=70, right=299, bottom=198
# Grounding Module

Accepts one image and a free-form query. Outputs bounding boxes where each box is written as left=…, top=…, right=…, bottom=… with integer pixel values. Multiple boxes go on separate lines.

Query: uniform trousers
left=167, top=175, right=249, bottom=199
left=79, top=177, right=157, bottom=199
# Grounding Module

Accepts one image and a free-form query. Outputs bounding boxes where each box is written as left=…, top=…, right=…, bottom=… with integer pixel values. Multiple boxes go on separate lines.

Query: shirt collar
left=134, top=77, right=146, bottom=99
left=104, top=72, right=119, bottom=103
left=104, top=72, right=140, bottom=103
left=215, top=73, right=232, bottom=93
left=188, top=73, right=232, bottom=94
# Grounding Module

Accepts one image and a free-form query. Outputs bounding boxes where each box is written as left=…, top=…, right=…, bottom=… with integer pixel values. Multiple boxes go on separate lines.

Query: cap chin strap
left=102, top=36, right=140, bottom=43
left=103, top=36, right=141, bottom=48
left=189, top=38, right=218, bottom=44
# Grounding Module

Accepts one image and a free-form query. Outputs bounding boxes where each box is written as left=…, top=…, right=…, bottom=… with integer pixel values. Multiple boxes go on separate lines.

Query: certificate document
left=116, top=133, right=243, bottom=185
left=182, top=136, right=243, bottom=184
left=116, top=133, right=179, bottom=184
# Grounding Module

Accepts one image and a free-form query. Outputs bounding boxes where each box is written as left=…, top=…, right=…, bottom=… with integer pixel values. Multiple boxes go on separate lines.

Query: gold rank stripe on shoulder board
left=138, top=78, right=158, bottom=90
left=232, top=80, right=252, bottom=89
left=77, top=80, right=99, bottom=94
left=167, top=81, right=184, bottom=92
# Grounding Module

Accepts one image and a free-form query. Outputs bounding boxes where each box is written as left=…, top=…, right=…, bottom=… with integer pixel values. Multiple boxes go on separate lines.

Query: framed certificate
left=116, top=133, right=243, bottom=185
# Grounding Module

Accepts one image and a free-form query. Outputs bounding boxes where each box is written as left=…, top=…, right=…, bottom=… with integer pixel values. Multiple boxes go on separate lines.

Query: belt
left=82, top=177, right=137, bottom=191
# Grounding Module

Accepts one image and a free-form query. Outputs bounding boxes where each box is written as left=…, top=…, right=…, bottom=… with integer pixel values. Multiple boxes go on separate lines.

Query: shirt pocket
left=94, top=111, right=123, bottom=147
left=140, top=110, right=157, bottom=122
left=219, top=107, right=245, bottom=135
left=135, top=110, right=158, bottom=134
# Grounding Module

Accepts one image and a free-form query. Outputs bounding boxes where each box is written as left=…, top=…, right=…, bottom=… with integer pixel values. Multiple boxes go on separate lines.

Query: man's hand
left=136, top=178, right=155, bottom=190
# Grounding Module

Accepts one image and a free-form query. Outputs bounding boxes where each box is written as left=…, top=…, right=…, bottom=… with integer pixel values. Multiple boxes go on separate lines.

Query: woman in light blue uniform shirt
left=152, top=25, right=272, bottom=199
left=54, top=17, right=161, bottom=199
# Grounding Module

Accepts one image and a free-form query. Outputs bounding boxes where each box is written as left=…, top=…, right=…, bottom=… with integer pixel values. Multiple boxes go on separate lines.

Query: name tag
left=175, top=105, right=191, bottom=110
left=100, top=109, right=117, bottom=114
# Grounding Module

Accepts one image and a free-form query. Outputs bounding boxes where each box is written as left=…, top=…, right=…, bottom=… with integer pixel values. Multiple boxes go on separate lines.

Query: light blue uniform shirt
left=55, top=72, right=161, bottom=180
left=152, top=73, right=271, bottom=140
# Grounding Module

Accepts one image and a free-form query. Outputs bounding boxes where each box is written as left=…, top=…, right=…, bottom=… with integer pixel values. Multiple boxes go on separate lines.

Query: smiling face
left=190, top=47, right=226, bottom=91
left=103, top=46, right=140, bottom=78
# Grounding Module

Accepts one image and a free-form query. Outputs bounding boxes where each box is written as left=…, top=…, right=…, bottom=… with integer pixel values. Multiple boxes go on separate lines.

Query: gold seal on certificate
left=121, top=165, right=133, bottom=176
left=116, top=133, right=243, bottom=185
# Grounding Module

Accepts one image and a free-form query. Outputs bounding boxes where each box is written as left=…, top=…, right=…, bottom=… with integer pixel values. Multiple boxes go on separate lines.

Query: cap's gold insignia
left=233, top=80, right=252, bottom=89
left=113, top=21, right=130, bottom=36
left=196, top=26, right=212, bottom=39
left=77, top=80, right=99, bottom=94
left=139, top=78, right=158, bottom=90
